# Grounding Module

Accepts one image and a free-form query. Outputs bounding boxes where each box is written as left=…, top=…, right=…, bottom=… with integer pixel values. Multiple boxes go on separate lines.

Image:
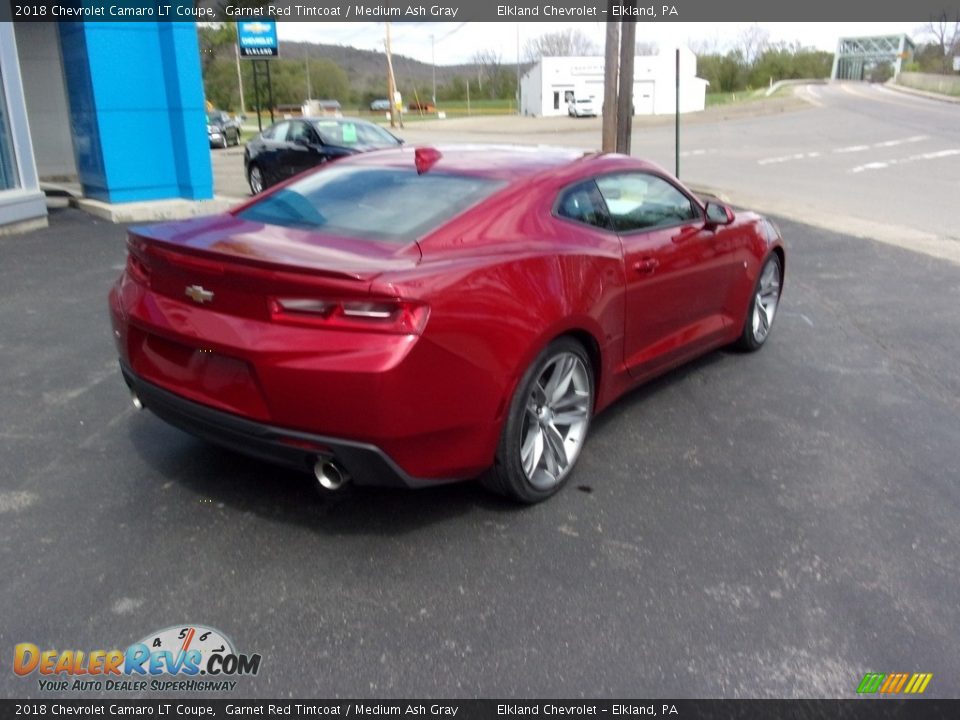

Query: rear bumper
left=120, top=362, right=455, bottom=489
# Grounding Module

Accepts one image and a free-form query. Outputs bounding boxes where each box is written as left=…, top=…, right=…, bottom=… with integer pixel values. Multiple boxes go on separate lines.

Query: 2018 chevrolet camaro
left=109, top=145, right=785, bottom=503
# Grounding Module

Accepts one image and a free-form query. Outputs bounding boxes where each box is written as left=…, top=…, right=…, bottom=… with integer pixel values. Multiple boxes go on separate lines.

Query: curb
left=70, top=196, right=237, bottom=224
left=884, top=81, right=960, bottom=104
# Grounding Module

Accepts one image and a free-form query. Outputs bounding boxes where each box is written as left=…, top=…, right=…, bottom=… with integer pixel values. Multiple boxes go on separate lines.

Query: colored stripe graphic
left=857, top=673, right=885, bottom=694
left=857, top=672, right=932, bottom=694
left=904, top=673, right=933, bottom=694
left=879, top=674, right=897, bottom=693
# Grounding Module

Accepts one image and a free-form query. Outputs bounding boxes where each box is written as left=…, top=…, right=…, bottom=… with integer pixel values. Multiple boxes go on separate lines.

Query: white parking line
left=834, top=135, right=928, bottom=153
left=759, top=135, right=932, bottom=166
left=833, top=145, right=870, bottom=154
left=678, top=149, right=718, bottom=158
left=757, top=152, right=822, bottom=165
left=850, top=148, right=960, bottom=173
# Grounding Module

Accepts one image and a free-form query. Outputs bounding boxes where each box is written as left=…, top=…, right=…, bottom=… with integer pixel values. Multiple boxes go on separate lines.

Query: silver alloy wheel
left=249, top=166, right=263, bottom=194
left=752, top=259, right=781, bottom=343
left=520, top=351, right=592, bottom=490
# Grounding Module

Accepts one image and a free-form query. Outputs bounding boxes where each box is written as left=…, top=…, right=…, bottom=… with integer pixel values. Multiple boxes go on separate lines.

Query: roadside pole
left=675, top=48, right=680, bottom=178
left=602, top=12, right=619, bottom=152
left=615, top=14, right=636, bottom=154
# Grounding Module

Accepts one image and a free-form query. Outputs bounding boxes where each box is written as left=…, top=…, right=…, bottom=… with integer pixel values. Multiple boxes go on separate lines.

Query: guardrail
left=896, top=72, right=960, bottom=97
left=765, top=78, right=828, bottom=97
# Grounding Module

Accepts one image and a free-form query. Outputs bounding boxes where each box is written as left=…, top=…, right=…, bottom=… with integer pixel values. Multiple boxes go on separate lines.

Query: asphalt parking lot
left=1, top=204, right=958, bottom=698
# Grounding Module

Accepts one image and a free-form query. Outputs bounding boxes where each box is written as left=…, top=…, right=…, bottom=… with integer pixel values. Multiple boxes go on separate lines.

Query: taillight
left=269, top=298, right=430, bottom=335
left=127, top=252, right=151, bottom=286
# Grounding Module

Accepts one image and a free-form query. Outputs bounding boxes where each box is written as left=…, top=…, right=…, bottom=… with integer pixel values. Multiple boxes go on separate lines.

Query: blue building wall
left=58, top=22, right=213, bottom=203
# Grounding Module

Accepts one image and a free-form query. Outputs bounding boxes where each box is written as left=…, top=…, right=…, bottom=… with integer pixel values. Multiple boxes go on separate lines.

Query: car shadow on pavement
left=123, top=419, right=523, bottom=535
left=122, top=348, right=734, bottom=535
left=588, top=349, right=729, bottom=437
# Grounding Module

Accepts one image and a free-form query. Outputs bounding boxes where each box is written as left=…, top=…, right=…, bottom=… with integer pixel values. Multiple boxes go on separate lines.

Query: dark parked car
left=110, top=145, right=785, bottom=503
left=207, top=110, right=242, bottom=148
left=243, top=117, right=403, bottom=195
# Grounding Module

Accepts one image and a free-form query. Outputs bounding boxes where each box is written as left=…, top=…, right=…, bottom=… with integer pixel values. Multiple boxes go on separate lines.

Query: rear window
left=313, top=120, right=400, bottom=148
left=237, top=166, right=505, bottom=243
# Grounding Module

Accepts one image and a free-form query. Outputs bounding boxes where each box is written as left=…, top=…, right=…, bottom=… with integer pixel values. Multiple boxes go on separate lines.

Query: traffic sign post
left=237, top=21, right=279, bottom=133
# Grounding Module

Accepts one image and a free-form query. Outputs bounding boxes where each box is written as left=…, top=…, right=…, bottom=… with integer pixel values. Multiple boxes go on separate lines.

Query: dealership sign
left=238, top=20, right=279, bottom=58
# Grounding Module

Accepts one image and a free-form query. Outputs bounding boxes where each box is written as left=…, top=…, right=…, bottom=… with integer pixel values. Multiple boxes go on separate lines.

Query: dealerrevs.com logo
left=14, top=624, right=262, bottom=693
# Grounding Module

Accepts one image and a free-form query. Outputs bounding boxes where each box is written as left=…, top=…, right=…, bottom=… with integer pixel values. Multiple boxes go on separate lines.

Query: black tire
left=482, top=337, right=594, bottom=504
left=247, top=164, right=264, bottom=195
left=735, top=253, right=783, bottom=352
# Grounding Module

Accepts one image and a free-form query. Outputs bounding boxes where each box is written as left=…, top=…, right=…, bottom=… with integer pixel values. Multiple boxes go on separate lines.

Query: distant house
left=301, top=99, right=343, bottom=118
left=276, top=103, right=303, bottom=118
left=520, top=46, right=708, bottom=117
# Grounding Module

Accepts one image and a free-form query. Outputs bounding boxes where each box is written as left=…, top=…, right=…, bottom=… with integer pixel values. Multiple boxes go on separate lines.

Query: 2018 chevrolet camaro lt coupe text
left=109, top=146, right=785, bottom=503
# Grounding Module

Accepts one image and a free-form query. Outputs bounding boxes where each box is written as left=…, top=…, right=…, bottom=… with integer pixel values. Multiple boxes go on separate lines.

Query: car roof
left=304, top=116, right=376, bottom=127
left=341, top=144, right=619, bottom=182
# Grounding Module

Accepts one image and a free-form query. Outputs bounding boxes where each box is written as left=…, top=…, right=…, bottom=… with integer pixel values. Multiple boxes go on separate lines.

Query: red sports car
left=109, top=145, right=784, bottom=503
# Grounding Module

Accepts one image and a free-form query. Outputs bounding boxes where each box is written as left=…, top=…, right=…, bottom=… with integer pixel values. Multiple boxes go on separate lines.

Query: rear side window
left=556, top=181, right=612, bottom=230
left=237, top=166, right=505, bottom=243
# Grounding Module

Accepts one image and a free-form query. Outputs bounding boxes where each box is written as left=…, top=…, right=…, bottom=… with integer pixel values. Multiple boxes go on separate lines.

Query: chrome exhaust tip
left=130, top=391, right=143, bottom=410
left=314, top=457, right=350, bottom=491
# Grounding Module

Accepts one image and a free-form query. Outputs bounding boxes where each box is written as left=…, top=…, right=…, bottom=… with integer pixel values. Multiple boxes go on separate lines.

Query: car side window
left=266, top=121, right=290, bottom=142
left=556, top=181, right=612, bottom=231
left=595, top=173, right=699, bottom=233
left=288, top=121, right=317, bottom=144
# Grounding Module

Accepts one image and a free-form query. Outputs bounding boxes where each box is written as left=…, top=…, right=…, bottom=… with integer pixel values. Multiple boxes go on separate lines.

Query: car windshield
left=237, top=165, right=505, bottom=243
left=312, top=120, right=399, bottom=148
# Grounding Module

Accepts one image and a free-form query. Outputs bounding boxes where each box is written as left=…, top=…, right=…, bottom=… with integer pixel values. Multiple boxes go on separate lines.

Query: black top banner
left=1, top=700, right=959, bottom=720
left=3, top=0, right=960, bottom=22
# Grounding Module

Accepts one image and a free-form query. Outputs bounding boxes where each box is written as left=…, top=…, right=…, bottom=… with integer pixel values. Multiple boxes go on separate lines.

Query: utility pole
left=234, top=41, right=246, bottom=114
left=675, top=48, right=680, bottom=178
left=431, top=34, right=437, bottom=106
left=516, top=23, right=521, bottom=115
left=601, top=10, right=619, bottom=152
left=385, top=22, right=398, bottom=128
left=304, top=46, right=312, bottom=102
left=616, top=14, right=636, bottom=154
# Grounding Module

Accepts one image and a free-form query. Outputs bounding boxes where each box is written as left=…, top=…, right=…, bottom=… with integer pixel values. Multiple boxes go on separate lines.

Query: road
left=1, top=202, right=958, bottom=698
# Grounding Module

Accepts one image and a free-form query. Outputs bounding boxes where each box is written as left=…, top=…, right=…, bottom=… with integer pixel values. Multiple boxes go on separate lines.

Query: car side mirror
left=705, top=201, right=735, bottom=227
left=293, top=137, right=309, bottom=147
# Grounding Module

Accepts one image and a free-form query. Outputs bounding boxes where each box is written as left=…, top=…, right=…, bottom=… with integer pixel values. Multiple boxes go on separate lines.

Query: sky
left=276, top=22, right=926, bottom=65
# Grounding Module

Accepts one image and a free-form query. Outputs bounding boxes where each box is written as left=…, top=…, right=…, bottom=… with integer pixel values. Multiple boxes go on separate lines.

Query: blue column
left=58, top=21, right=213, bottom=203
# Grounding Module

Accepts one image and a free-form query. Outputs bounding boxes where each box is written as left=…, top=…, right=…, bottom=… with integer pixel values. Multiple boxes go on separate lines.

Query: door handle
left=634, top=258, right=659, bottom=274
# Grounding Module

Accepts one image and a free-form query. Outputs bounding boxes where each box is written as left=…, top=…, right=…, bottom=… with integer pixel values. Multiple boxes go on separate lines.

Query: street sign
left=238, top=20, right=279, bottom=58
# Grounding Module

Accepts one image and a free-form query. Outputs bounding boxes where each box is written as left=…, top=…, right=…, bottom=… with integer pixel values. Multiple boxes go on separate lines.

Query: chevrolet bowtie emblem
left=185, top=285, right=215, bottom=304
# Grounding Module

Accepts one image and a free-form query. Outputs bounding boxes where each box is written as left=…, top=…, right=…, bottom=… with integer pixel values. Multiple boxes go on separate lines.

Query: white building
left=520, top=46, right=708, bottom=117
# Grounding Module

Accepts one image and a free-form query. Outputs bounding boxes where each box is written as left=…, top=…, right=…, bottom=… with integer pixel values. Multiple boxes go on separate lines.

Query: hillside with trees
left=199, top=25, right=527, bottom=112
